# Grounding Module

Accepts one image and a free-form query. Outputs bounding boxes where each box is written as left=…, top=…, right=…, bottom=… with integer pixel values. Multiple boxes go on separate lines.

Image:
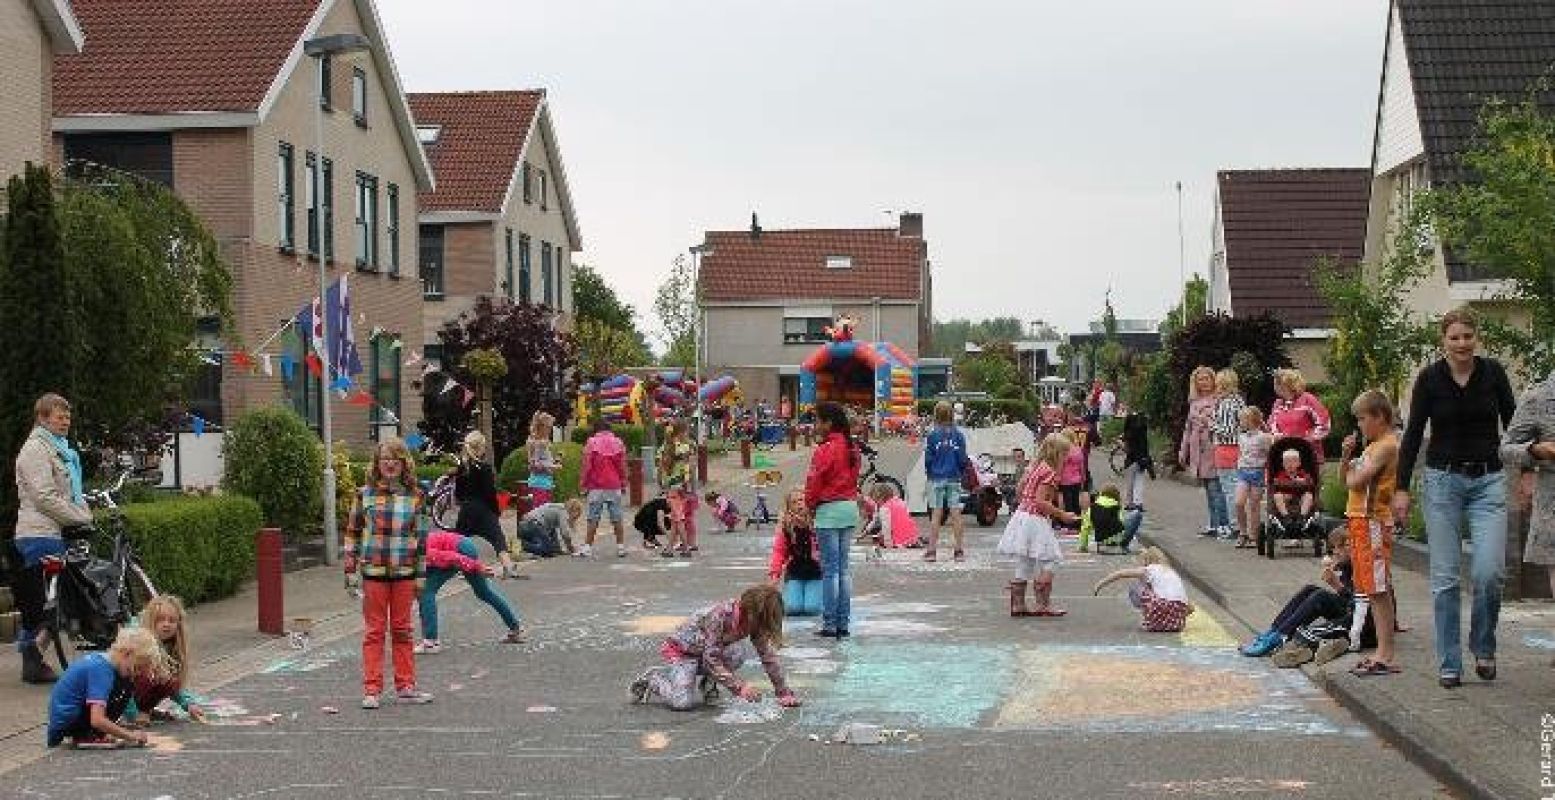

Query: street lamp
left=689, top=244, right=713, bottom=447
left=304, top=32, right=371, bottom=566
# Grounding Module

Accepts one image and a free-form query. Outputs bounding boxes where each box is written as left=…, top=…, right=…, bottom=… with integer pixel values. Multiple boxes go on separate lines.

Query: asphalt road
left=6, top=441, right=1447, bottom=800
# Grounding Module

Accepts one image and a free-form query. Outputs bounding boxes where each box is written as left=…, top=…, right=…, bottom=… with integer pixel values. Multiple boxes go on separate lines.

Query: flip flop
left=1350, top=659, right=1401, bottom=677
left=1034, top=608, right=1068, bottom=617
left=922, top=550, right=938, bottom=562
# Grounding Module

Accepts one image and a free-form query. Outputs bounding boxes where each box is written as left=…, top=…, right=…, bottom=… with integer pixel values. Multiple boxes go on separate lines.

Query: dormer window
left=416, top=126, right=441, bottom=145
left=825, top=255, right=852, bottom=270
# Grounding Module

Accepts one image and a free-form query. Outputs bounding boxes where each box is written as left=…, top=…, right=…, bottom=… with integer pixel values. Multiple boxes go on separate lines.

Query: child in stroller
left=1262, top=437, right=1325, bottom=558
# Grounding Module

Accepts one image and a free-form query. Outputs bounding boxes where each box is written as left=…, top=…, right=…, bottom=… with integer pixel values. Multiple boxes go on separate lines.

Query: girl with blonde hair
left=526, top=411, right=560, bottom=507
left=998, top=432, right=1079, bottom=617
left=1179, top=366, right=1227, bottom=536
left=127, top=595, right=206, bottom=723
left=1093, top=547, right=1195, bottom=632
left=454, top=430, right=518, bottom=578
left=1210, top=369, right=1248, bottom=541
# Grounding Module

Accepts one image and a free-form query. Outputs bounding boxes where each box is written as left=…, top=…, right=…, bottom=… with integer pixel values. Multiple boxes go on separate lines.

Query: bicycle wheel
left=121, top=560, right=158, bottom=621
left=1110, top=445, right=1126, bottom=476
left=432, top=491, right=459, bottom=530
left=46, top=578, right=70, bottom=669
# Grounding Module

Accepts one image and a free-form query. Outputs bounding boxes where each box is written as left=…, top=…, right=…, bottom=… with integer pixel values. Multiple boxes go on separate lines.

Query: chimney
left=898, top=212, right=923, bottom=238
left=750, top=212, right=762, bottom=240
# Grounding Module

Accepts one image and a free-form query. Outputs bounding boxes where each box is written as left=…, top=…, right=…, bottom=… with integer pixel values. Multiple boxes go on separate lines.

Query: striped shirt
left=345, top=484, right=428, bottom=581
left=1212, top=395, right=1248, bottom=447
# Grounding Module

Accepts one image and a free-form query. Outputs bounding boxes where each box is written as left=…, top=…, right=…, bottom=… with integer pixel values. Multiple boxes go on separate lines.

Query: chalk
left=448, top=683, right=464, bottom=692
left=640, top=731, right=670, bottom=750
left=320, top=706, right=339, bottom=715
left=526, top=705, right=558, bottom=713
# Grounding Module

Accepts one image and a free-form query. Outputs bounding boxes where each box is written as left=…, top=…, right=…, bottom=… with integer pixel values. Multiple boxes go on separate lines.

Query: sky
left=377, top=0, right=1388, bottom=340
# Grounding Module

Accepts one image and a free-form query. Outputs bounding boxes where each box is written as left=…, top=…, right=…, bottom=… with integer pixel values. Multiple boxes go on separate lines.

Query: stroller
left=1257, top=436, right=1326, bottom=559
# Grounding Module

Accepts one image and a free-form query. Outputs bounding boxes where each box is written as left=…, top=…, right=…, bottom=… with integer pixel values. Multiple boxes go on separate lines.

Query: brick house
left=1208, top=168, right=1371, bottom=383
left=0, top=0, right=81, bottom=194
left=52, top=0, right=434, bottom=460
left=697, top=213, right=932, bottom=406
left=407, top=90, right=583, bottom=361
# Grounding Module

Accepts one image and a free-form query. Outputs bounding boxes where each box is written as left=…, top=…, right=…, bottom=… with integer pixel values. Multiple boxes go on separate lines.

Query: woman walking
left=1179, top=366, right=1229, bottom=537
left=805, top=403, right=862, bottom=638
left=453, top=432, right=518, bottom=578
left=1393, top=309, right=1517, bottom=688
left=1212, top=369, right=1249, bottom=542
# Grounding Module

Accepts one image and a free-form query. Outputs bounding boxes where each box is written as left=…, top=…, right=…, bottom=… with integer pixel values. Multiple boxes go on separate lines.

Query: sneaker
left=396, top=688, right=434, bottom=705
left=413, top=640, right=442, bottom=655
left=576, top=544, right=593, bottom=558
left=360, top=695, right=380, bottom=710
left=1313, top=638, right=1350, bottom=666
left=501, top=627, right=528, bottom=644
left=1198, top=526, right=1218, bottom=537
left=678, top=549, right=694, bottom=559
left=617, top=545, right=628, bottom=558
left=1217, top=527, right=1239, bottom=541
left=1240, top=631, right=1283, bottom=658
left=630, top=674, right=653, bottom=704
left=1271, top=643, right=1315, bottom=668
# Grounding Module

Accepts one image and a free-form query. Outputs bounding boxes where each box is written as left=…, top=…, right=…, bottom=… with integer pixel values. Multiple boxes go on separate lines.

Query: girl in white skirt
left=999, top=433, right=1081, bottom=617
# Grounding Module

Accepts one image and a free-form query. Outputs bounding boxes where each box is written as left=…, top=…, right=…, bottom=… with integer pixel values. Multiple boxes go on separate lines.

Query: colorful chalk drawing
left=622, top=615, right=689, bottom=637
left=1523, top=632, right=1555, bottom=651
left=1178, top=607, right=1238, bottom=648
left=1127, top=778, right=1312, bottom=795
left=714, top=698, right=784, bottom=724
left=195, top=697, right=282, bottom=727
left=808, top=642, right=1017, bottom=728
left=261, top=649, right=343, bottom=674
left=640, top=731, right=671, bottom=750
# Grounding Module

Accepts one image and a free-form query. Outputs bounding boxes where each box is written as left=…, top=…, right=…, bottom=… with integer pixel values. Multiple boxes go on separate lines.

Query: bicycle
left=1107, top=440, right=1127, bottom=476
left=42, top=471, right=158, bottom=666
left=857, top=444, right=906, bottom=504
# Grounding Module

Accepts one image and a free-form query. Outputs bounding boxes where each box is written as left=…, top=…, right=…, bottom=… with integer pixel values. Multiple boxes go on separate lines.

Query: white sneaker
left=396, top=688, right=434, bottom=705
left=575, top=544, right=592, bottom=558
left=617, top=545, right=627, bottom=558
left=361, top=695, right=380, bottom=710
left=413, top=640, right=442, bottom=655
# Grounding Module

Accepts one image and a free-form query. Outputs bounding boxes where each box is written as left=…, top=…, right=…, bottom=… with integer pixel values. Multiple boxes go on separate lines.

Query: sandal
left=1350, top=659, right=1400, bottom=677
left=1475, top=657, right=1497, bottom=681
left=1034, top=608, right=1068, bottom=617
left=922, top=550, right=938, bottom=562
left=952, top=549, right=966, bottom=562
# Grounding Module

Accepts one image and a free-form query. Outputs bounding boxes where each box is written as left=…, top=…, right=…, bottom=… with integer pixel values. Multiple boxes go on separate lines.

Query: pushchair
left=1257, top=436, right=1325, bottom=559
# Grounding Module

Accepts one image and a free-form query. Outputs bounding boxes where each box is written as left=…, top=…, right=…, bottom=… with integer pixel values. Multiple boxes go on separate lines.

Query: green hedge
left=113, top=495, right=262, bottom=605
left=570, top=424, right=654, bottom=452
left=499, top=442, right=584, bottom=501
left=1319, top=464, right=1425, bottom=540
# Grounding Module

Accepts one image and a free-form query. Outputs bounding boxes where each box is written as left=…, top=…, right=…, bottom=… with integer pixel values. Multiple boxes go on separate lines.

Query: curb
left=1141, top=531, right=1501, bottom=800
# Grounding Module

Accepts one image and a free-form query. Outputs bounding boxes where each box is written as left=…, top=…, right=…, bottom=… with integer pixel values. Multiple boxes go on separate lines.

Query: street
left=4, top=442, right=1446, bottom=800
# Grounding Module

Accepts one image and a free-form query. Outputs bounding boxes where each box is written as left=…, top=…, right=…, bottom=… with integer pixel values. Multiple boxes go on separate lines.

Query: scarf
left=38, top=426, right=84, bottom=505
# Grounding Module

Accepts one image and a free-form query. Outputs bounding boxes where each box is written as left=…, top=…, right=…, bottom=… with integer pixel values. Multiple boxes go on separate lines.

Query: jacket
left=1502, top=378, right=1555, bottom=565
left=768, top=522, right=822, bottom=581
left=424, top=530, right=485, bottom=574
left=14, top=427, right=92, bottom=538
left=923, top=426, right=968, bottom=482
left=344, top=484, right=428, bottom=581
left=804, top=433, right=860, bottom=509
left=1178, top=396, right=1218, bottom=480
left=662, top=600, right=789, bottom=697
left=581, top=431, right=627, bottom=491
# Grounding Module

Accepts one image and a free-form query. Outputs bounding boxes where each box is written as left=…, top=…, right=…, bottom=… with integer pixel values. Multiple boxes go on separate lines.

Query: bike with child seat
left=41, top=471, right=159, bottom=666
left=856, top=443, right=906, bottom=505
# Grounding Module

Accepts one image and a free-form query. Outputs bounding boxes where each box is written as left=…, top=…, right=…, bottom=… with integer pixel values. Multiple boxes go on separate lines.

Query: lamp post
left=304, top=33, right=371, bottom=566
left=689, top=244, right=713, bottom=447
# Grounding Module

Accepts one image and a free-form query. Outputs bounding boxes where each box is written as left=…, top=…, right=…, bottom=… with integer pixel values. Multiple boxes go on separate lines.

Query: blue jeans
left=419, top=540, right=520, bottom=641
left=1119, top=508, right=1144, bottom=551
left=783, top=579, right=823, bottom=615
left=1202, top=478, right=1229, bottom=529
left=1422, top=468, right=1507, bottom=675
left=816, top=527, right=852, bottom=632
left=1217, top=470, right=1240, bottom=527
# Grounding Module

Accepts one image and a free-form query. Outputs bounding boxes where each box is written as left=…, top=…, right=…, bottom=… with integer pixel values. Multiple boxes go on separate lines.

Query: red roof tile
left=54, top=0, right=319, bottom=115
left=407, top=91, right=542, bottom=214
left=699, top=226, right=926, bottom=303
left=1218, top=169, right=1371, bottom=329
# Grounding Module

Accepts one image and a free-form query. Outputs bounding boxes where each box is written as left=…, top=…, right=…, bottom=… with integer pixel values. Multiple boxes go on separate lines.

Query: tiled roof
left=54, top=0, right=319, bottom=115
left=408, top=91, right=542, bottom=214
left=698, top=227, right=926, bottom=303
left=1217, top=169, right=1371, bottom=329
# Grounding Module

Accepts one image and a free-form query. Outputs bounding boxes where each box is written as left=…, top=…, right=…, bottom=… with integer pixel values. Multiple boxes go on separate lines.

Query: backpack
left=785, top=525, right=822, bottom=581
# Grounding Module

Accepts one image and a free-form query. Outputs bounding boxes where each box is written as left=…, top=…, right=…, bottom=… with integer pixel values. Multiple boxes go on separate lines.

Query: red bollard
left=512, top=481, right=534, bottom=518
left=628, top=457, right=644, bottom=506
left=697, top=444, right=709, bottom=484
left=256, top=527, right=284, bottom=635
left=788, top=426, right=798, bottom=451
left=740, top=439, right=752, bottom=469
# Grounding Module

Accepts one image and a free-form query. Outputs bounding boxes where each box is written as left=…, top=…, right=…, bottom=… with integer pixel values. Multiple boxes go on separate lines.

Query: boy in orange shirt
left=1340, top=390, right=1400, bottom=677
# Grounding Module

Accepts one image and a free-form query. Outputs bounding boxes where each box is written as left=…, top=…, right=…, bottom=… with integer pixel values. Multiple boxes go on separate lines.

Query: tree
left=955, top=341, right=1023, bottom=395
left=1159, top=273, right=1209, bottom=338
left=422, top=297, right=577, bottom=460
left=573, top=264, right=651, bottom=361
left=652, top=255, right=697, bottom=369
left=929, top=316, right=1026, bottom=358
left=1161, top=312, right=1292, bottom=465
left=1420, top=95, right=1555, bottom=381
left=575, top=317, right=651, bottom=379
left=460, top=348, right=508, bottom=443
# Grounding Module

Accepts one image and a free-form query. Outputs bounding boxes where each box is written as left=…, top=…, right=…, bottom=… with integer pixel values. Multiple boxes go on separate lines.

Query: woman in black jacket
left=454, top=431, right=518, bottom=579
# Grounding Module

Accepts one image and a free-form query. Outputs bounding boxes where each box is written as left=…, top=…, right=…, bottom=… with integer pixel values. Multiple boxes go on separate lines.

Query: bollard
left=697, top=444, right=709, bottom=484
left=788, top=426, right=797, bottom=451
left=513, top=481, right=534, bottom=518
left=740, top=439, right=752, bottom=469
left=628, top=457, right=644, bottom=507
left=257, top=527, right=284, bottom=635
left=803, top=428, right=813, bottom=447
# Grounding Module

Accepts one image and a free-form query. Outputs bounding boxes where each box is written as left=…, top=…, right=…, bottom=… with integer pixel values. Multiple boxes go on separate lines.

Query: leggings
left=1269, top=584, right=1348, bottom=637
left=1058, top=485, right=1083, bottom=529
left=642, top=643, right=752, bottom=710
left=419, top=539, right=521, bottom=641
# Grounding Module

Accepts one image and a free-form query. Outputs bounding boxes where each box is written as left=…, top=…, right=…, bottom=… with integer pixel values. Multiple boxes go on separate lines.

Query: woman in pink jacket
left=1180, top=366, right=1231, bottom=537
left=415, top=530, right=526, bottom=654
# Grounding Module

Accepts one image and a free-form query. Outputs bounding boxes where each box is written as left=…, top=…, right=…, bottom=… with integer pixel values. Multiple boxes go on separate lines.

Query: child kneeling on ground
left=704, top=491, right=742, bottom=533
left=768, top=489, right=822, bottom=616
left=47, top=627, right=168, bottom=749
left=520, top=499, right=583, bottom=558
left=1078, top=484, right=1129, bottom=554
left=124, top=595, right=206, bottom=724
left=1093, top=547, right=1195, bottom=632
left=630, top=583, right=801, bottom=710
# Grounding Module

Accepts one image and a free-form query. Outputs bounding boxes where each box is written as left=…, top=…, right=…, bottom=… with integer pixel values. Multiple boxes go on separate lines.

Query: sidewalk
left=1140, top=460, right=1555, bottom=800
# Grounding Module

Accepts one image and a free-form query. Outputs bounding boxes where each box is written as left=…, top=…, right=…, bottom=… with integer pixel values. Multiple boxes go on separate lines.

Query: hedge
left=499, top=442, right=584, bottom=501
left=1318, top=463, right=1425, bottom=540
left=112, top=495, right=263, bottom=605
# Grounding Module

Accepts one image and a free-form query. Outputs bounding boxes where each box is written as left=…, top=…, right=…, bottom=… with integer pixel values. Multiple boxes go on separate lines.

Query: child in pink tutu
left=997, top=433, right=1079, bottom=617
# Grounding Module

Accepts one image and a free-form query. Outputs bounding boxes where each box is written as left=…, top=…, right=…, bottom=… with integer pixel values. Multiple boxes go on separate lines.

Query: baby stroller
left=1258, top=436, right=1325, bottom=559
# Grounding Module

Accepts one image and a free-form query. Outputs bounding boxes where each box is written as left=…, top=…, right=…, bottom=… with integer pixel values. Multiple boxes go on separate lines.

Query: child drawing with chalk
left=47, top=627, right=168, bottom=749
left=769, top=488, right=822, bottom=616
left=1093, top=547, right=1196, bottom=632
left=124, top=595, right=206, bottom=724
left=414, top=528, right=527, bottom=655
left=998, top=432, right=1079, bottom=617
left=630, top=583, right=800, bottom=711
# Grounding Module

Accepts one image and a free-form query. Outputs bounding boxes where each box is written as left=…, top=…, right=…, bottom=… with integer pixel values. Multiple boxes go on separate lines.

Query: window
left=318, top=55, right=333, bottom=109
left=355, top=172, right=378, bottom=268
left=386, top=184, right=400, bottom=275
left=541, top=241, right=553, bottom=305
left=415, top=125, right=441, bottom=145
left=518, top=234, right=532, bottom=303
left=277, top=143, right=295, bottom=250
left=61, top=133, right=173, bottom=186
left=322, top=158, right=334, bottom=260
left=539, top=169, right=548, bottom=211
left=554, top=253, right=565, bottom=312
left=305, top=153, right=319, bottom=256
left=187, top=317, right=224, bottom=427
left=351, top=67, right=367, bottom=126
left=783, top=317, right=832, bottom=344
left=423, top=344, right=444, bottom=369
left=522, top=162, right=533, bottom=204
left=369, top=336, right=401, bottom=438
left=419, top=224, right=445, bottom=297
left=825, top=255, right=853, bottom=270
left=504, top=228, right=515, bottom=299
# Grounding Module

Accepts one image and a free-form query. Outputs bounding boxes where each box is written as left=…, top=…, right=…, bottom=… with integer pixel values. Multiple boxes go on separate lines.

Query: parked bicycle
left=857, top=443, right=906, bottom=504
left=42, top=471, right=158, bottom=666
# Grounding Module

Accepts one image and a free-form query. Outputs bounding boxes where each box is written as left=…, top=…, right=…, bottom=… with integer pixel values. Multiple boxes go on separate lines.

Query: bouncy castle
left=575, top=372, right=740, bottom=427
left=798, top=318, right=917, bottom=424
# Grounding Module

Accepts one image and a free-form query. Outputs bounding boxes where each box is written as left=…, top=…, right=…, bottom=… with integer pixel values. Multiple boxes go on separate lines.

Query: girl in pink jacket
left=415, top=530, right=525, bottom=654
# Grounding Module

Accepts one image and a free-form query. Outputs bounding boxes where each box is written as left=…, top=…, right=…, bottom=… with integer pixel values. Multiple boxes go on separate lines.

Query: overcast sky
left=378, top=0, right=1388, bottom=339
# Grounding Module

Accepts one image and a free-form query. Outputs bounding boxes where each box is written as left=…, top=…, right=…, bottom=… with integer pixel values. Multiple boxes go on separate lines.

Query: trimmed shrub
left=1318, top=464, right=1425, bottom=540
left=1161, top=313, right=1292, bottom=467
left=115, top=495, right=262, bottom=605
left=499, top=442, right=584, bottom=500
left=222, top=408, right=324, bottom=537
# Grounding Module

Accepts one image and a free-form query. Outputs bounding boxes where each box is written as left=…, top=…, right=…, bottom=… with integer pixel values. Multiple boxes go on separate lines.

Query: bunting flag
left=440, top=378, right=460, bottom=395
left=304, top=352, right=323, bottom=377
left=231, top=350, right=255, bottom=370
left=294, top=275, right=363, bottom=381
left=348, top=390, right=375, bottom=408
left=380, top=408, right=400, bottom=425
left=461, top=387, right=476, bottom=408
left=279, top=353, right=296, bottom=381
left=420, top=362, right=436, bottom=378
left=389, top=338, right=403, bottom=350
left=199, top=352, right=221, bottom=367
left=331, top=375, right=353, bottom=393
left=261, top=354, right=275, bottom=377
left=405, top=350, right=422, bottom=366
left=370, top=326, right=385, bottom=340
left=192, top=415, right=206, bottom=437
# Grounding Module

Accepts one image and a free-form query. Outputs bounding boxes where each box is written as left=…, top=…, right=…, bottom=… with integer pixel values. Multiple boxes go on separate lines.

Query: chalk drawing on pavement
left=1127, top=778, right=1312, bottom=795
left=1179, top=608, right=1237, bottom=648
left=261, top=650, right=343, bottom=674
left=714, top=698, right=784, bottom=725
left=623, top=615, right=689, bottom=637
left=1522, top=632, right=1555, bottom=651
left=806, top=642, right=1016, bottom=729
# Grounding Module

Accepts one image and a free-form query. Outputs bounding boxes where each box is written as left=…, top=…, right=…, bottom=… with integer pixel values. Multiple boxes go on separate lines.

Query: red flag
left=305, top=352, right=323, bottom=377
left=231, top=350, right=255, bottom=370
left=348, top=391, right=375, bottom=408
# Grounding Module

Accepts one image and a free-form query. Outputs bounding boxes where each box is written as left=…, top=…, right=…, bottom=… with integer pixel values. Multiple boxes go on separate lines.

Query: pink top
left=424, top=530, right=484, bottom=573
left=768, top=523, right=820, bottom=580
left=1058, top=445, right=1086, bottom=486
left=882, top=497, right=919, bottom=548
left=581, top=431, right=627, bottom=491
left=1268, top=392, right=1331, bottom=444
left=1018, top=462, right=1059, bottom=516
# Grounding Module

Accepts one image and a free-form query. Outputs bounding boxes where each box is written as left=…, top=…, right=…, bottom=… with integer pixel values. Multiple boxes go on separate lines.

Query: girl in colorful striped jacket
left=344, top=438, right=432, bottom=710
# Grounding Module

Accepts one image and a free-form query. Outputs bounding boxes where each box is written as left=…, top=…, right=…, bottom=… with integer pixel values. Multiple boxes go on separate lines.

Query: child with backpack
left=768, top=489, right=823, bottom=615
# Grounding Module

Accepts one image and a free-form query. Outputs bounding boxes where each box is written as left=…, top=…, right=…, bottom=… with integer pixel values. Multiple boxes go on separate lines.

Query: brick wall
left=0, top=1, right=50, bottom=192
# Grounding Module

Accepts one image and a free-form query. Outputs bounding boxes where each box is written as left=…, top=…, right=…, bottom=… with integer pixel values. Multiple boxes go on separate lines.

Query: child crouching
left=1093, top=547, right=1195, bottom=632
left=47, top=627, right=168, bottom=749
left=125, top=595, right=205, bottom=723
left=630, top=584, right=801, bottom=711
